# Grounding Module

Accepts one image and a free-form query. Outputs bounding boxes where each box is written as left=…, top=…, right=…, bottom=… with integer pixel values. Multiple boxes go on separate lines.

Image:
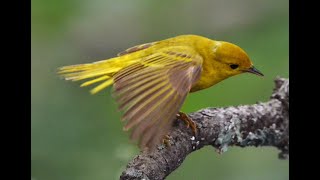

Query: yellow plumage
left=58, top=34, right=263, bottom=150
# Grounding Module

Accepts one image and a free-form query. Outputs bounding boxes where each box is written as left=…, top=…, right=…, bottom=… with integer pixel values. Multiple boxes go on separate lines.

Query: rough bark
left=120, top=77, right=289, bottom=180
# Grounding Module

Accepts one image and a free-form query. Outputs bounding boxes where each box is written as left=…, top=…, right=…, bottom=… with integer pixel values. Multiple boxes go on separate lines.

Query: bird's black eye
left=230, top=64, right=239, bottom=69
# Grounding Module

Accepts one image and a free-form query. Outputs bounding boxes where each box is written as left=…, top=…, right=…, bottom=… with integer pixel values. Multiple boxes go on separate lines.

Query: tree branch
left=120, top=77, right=289, bottom=180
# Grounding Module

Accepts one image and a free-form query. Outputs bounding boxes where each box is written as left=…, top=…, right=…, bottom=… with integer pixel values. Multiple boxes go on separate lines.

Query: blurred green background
left=31, top=0, right=288, bottom=179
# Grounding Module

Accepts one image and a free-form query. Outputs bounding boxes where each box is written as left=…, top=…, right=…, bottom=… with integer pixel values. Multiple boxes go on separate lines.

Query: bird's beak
left=244, top=66, right=264, bottom=76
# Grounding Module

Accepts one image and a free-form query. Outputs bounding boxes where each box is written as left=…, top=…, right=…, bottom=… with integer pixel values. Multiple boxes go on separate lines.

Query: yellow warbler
left=58, top=34, right=263, bottom=150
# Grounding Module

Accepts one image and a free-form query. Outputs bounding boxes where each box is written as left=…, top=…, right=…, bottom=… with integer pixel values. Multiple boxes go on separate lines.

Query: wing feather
left=118, top=80, right=168, bottom=111
left=117, top=42, right=156, bottom=56
left=113, top=46, right=203, bottom=150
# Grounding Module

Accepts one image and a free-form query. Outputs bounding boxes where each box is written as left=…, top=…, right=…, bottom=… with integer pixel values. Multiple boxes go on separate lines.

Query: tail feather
left=62, top=67, right=120, bottom=81
left=80, top=75, right=111, bottom=87
left=58, top=64, right=93, bottom=73
left=58, top=58, right=125, bottom=94
left=89, top=78, right=114, bottom=94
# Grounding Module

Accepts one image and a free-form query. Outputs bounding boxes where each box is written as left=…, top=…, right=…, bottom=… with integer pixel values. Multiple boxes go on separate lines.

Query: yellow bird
left=58, top=34, right=263, bottom=151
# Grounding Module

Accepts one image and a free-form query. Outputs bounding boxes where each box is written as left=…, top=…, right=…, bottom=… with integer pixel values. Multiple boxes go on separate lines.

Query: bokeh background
left=31, top=0, right=288, bottom=179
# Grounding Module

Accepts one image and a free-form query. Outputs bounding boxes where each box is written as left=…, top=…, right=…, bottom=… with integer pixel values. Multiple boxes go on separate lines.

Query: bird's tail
left=57, top=57, right=134, bottom=94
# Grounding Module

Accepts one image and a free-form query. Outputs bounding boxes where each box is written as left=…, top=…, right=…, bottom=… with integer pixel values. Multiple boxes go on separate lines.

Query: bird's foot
left=176, top=112, right=197, bottom=136
left=162, top=134, right=171, bottom=147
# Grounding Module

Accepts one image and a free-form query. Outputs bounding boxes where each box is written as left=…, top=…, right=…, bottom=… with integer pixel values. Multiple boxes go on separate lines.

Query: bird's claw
left=176, top=112, right=198, bottom=136
left=162, top=134, right=171, bottom=147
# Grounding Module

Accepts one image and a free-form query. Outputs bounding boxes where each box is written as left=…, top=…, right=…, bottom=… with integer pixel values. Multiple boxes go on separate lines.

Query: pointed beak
left=245, top=66, right=264, bottom=76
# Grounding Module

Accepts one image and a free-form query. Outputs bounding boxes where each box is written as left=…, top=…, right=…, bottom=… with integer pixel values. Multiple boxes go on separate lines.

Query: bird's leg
left=161, top=112, right=197, bottom=148
left=176, top=112, right=197, bottom=136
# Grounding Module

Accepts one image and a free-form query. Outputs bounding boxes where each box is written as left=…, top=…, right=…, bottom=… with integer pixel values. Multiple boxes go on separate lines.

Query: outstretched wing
left=113, top=46, right=203, bottom=150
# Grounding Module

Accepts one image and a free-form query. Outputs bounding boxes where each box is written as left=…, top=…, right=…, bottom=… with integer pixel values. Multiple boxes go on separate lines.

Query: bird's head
left=212, top=41, right=264, bottom=78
